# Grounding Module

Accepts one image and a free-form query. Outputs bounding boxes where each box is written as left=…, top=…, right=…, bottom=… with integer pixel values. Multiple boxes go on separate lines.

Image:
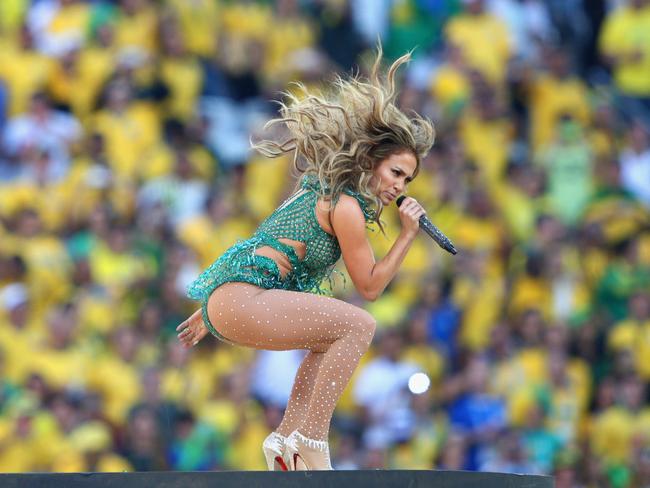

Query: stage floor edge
left=0, top=470, right=553, bottom=487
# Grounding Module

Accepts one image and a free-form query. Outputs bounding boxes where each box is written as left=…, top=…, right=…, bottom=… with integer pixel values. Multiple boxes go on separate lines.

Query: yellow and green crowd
left=0, top=0, right=649, bottom=486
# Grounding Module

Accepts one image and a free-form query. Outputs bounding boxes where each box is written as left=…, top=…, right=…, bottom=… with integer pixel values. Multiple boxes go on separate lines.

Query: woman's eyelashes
left=392, top=168, right=413, bottom=182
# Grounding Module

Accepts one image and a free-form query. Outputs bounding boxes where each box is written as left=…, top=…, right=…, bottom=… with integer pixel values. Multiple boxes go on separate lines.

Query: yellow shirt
left=406, top=166, right=441, bottom=212
left=0, top=44, right=52, bottom=116
left=59, top=159, right=113, bottom=224
left=515, top=347, right=548, bottom=387
left=243, top=155, right=292, bottom=222
left=547, top=384, right=585, bottom=443
left=490, top=180, right=538, bottom=243
left=0, top=436, right=40, bottom=472
left=491, top=347, right=548, bottom=398
left=459, top=106, right=513, bottom=184
left=456, top=273, right=505, bottom=350
left=87, top=248, right=153, bottom=323
left=0, top=321, right=44, bottom=384
left=263, top=15, right=316, bottom=85
left=136, top=142, right=175, bottom=182
left=199, top=399, right=239, bottom=437
left=583, top=191, right=647, bottom=245
left=75, top=289, right=116, bottom=336
left=139, top=144, right=216, bottom=183
left=636, top=409, right=650, bottom=448
left=159, top=56, right=203, bottom=120
left=590, top=407, right=638, bottom=464
left=88, top=241, right=155, bottom=298
left=47, top=47, right=115, bottom=122
left=46, top=3, right=91, bottom=42
left=451, top=213, right=505, bottom=255
left=30, top=412, right=72, bottom=469
left=430, top=64, right=471, bottom=113
left=87, top=354, right=142, bottom=424
left=0, top=178, right=79, bottom=234
left=186, top=145, right=218, bottom=182
left=220, top=2, right=272, bottom=41
left=113, top=7, right=158, bottom=56
left=0, top=0, right=29, bottom=37
left=32, top=342, right=93, bottom=391
left=366, top=291, right=410, bottom=329
left=529, top=73, right=591, bottom=153
left=27, top=180, right=79, bottom=233
left=608, top=319, right=650, bottom=380
left=19, top=235, right=74, bottom=315
left=566, top=358, right=592, bottom=413
left=0, top=184, right=37, bottom=222
left=389, top=276, right=424, bottom=312
left=444, top=12, right=511, bottom=84
left=161, top=363, right=214, bottom=412
left=507, top=385, right=542, bottom=427
left=389, top=414, right=447, bottom=468
left=224, top=402, right=267, bottom=470
left=599, top=5, right=650, bottom=96
left=165, top=0, right=220, bottom=57
left=92, top=102, right=161, bottom=181
left=580, top=247, right=610, bottom=290
left=0, top=411, right=61, bottom=471
left=508, top=275, right=552, bottom=321
left=177, top=215, right=256, bottom=269
left=52, top=451, right=133, bottom=473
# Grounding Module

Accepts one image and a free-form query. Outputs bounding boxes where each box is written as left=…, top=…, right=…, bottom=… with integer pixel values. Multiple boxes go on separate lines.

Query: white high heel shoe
left=262, top=432, right=290, bottom=471
left=284, top=430, right=333, bottom=470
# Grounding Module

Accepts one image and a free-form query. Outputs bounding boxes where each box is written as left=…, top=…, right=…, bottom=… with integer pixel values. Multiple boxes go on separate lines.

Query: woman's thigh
left=207, top=282, right=376, bottom=351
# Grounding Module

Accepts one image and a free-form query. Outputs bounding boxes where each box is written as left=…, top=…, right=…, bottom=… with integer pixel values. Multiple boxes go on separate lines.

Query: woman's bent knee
left=356, top=309, right=376, bottom=345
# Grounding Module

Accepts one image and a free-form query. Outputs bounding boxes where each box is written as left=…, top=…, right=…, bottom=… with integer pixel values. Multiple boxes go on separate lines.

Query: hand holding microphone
left=396, top=196, right=457, bottom=255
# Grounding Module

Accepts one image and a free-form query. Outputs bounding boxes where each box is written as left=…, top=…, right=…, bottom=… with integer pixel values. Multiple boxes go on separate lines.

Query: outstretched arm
left=177, top=308, right=209, bottom=348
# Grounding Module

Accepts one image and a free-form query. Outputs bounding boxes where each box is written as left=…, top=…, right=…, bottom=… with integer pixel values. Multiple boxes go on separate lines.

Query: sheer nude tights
left=207, top=281, right=376, bottom=441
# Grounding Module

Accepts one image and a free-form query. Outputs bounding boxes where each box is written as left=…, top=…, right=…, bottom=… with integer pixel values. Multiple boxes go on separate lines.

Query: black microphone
left=396, top=196, right=457, bottom=255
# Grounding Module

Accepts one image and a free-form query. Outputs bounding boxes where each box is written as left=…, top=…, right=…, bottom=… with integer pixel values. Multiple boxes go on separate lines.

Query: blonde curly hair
left=252, top=47, right=435, bottom=235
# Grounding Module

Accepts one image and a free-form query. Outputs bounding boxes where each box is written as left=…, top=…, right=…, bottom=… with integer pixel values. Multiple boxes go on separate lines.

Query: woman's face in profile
left=370, top=151, right=417, bottom=205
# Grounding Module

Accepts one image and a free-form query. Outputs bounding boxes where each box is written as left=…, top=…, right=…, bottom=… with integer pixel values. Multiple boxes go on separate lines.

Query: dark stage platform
left=0, top=470, right=553, bottom=487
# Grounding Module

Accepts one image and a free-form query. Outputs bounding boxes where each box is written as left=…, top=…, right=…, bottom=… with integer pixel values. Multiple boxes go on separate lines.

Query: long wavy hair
left=252, top=47, right=435, bottom=235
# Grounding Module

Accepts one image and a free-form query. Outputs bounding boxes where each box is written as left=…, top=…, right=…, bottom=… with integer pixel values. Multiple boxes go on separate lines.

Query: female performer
left=176, top=49, right=435, bottom=471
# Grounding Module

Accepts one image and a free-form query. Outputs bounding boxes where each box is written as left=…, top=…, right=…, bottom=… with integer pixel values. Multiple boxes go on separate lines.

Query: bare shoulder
left=332, top=194, right=366, bottom=238
left=331, top=193, right=366, bottom=223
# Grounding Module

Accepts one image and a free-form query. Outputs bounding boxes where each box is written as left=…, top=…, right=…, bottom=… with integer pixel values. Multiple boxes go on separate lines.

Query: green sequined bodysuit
left=186, top=173, right=375, bottom=342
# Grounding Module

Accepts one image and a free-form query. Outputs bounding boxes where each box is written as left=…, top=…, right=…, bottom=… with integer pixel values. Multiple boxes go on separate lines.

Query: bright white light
left=408, top=372, right=430, bottom=395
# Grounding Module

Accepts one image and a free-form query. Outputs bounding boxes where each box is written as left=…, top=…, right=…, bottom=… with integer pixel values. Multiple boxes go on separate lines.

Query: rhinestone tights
left=207, top=282, right=376, bottom=441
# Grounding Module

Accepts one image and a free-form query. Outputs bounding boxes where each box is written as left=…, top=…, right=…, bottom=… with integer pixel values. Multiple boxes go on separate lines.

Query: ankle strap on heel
left=293, top=431, right=329, bottom=451
left=263, top=432, right=287, bottom=452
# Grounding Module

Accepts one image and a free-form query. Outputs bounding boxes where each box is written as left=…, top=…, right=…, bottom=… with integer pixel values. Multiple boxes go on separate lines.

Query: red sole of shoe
left=274, top=455, right=289, bottom=471
left=293, top=453, right=307, bottom=470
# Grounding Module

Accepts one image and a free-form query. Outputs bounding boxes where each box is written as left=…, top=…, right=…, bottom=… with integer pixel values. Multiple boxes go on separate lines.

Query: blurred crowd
left=0, top=0, right=649, bottom=486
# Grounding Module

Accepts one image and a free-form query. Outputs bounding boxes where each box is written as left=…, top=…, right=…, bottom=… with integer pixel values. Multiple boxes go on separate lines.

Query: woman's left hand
left=176, top=309, right=209, bottom=348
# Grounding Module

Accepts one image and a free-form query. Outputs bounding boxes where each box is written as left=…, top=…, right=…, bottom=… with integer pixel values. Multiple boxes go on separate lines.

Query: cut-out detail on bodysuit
left=252, top=195, right=334, bottom=280
left=253, top=240, right=304, bottom=280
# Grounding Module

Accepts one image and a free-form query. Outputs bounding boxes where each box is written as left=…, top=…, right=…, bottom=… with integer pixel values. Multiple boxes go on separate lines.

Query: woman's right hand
left=176, top=309, right=209, bottom=348
left=397, top=196, right=426, bottom=238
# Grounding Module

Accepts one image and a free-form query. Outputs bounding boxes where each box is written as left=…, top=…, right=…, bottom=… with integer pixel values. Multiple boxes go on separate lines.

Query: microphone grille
left=396, top=195, right=406, bottom=207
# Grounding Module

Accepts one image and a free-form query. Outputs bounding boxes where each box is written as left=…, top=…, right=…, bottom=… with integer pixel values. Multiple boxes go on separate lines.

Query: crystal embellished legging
left=206, top=282, right=376, bottom=441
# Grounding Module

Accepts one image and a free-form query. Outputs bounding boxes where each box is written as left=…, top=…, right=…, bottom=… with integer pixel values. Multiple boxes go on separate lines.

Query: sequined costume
left=186, top=173, right=375, bottom=343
